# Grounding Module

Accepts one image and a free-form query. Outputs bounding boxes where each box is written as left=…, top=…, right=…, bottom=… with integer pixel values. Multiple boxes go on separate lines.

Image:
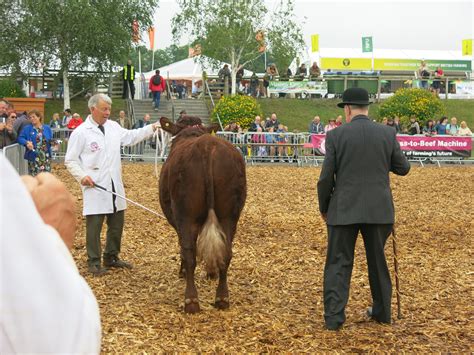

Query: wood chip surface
left=53, top=163, right=473, bottom=353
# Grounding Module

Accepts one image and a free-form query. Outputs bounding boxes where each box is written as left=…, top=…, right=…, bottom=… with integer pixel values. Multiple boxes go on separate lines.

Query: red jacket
left=149, top=75, right=166, bottom=92
left=67, top=117, right=83, bottom=130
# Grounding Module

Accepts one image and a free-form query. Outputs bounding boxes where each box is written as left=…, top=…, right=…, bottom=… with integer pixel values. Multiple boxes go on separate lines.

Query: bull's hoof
left=184, top=298, right=200, bottom=314
left=214, top=297, right=230, bottom=310
left=207, top=272, right=218, bottom=280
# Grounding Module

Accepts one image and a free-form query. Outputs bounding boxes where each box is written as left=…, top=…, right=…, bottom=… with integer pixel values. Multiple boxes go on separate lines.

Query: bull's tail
left=197, top=209, right=227, bottom=276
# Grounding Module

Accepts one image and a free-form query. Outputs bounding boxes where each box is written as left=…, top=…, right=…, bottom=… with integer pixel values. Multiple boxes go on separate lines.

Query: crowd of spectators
left=0, top=98, right=87, bottom=174
left=378, top=115, right=473, bottom=136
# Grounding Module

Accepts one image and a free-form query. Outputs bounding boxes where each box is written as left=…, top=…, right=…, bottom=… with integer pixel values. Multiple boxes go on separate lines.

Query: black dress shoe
left=88, top=264, right=108, bottom=276
left=367, top=307, right=391, bottom=324
left=325, top=322, right=343, bottom=331
left=103, top=256, right=133, bottom=269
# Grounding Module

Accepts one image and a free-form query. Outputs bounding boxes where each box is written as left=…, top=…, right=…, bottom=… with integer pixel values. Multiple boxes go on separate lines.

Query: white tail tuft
left=197, top=209, right=227, bottom=276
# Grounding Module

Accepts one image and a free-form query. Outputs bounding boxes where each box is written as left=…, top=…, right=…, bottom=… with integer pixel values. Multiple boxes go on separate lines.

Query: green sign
left=374, top=59, right=471, bottom=71
left=362, top=36, right=373, bottom=53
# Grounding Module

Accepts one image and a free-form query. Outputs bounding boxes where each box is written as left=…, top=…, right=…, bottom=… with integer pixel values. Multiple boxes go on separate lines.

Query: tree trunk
left=63, top=68, right=71, bottom=110
left=231, top=50, right=236, bottom=95
left=231, top=68, right=237, bottom=95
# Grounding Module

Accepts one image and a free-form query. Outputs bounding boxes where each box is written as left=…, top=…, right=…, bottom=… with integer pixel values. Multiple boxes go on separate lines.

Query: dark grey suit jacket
left=317, top=115, right=410, bottom=226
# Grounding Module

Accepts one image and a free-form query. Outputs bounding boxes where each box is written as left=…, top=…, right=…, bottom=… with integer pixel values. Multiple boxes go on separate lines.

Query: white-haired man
left=65, top=94, right=160, bottom=276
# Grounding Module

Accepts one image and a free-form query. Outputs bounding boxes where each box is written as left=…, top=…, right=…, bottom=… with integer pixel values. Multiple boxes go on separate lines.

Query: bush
left=0, top=78, right=26, bottom=98
left=211, top=95, right=263, bottom=129
left=378, top=88, right=445, bottom=127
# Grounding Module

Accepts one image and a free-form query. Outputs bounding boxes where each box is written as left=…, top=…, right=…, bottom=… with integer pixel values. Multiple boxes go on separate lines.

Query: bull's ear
left=204, top=123, right=221, bottom=135
left=160, top=117, right=180, bottom=135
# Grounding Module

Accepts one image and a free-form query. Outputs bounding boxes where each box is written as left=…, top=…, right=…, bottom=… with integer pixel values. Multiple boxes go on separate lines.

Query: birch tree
left=173, top=0, right=305, bottom=95
left=1, top=0, right=158, bottom=109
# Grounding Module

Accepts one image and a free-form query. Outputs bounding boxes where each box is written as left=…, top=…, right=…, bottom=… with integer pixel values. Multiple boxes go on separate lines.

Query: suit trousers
left=86, top=211, right=125, bottom=266
left=323, top=223, right=393, bottom=328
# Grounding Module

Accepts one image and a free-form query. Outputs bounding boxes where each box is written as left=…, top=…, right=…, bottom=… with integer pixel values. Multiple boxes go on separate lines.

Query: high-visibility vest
left=123, top=65, right=135, bottom=81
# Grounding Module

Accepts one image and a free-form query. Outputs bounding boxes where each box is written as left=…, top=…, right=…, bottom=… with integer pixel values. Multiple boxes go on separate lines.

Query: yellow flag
left=462, top=39, right=473, bottom=56
left=311, top=34, right=319, bottom=53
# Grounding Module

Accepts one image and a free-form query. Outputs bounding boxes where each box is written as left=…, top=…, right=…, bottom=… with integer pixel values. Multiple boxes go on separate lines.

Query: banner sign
left=397, top=136, right=472, bottom=157
left=321, top=57, right=372, bottom=70
left=268, top=81, right=328, bottom=95
left=311, top=34, right=319, bottom=53
left=320, top=58, right=471, bottom=71
left=454, top=80, right=474, bottom=95
left=362, top=36, right=373, bottom=53
left=311, top=134, right=472, bottom=157
left=462, top=39, right=473, bottom=56
left=373, top=59, right=472, bottom=71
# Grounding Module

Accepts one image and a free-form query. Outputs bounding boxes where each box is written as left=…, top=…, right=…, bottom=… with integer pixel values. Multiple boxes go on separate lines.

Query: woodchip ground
left=54, top=164, right=473, bottom=353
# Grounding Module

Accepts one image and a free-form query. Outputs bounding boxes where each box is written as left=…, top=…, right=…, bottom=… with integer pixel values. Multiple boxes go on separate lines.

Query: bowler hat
left=337, top=87, right=372, bottom=108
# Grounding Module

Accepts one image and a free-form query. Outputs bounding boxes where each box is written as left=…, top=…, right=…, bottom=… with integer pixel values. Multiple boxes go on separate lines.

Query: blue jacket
left=18, top=124, right=53, bottom=161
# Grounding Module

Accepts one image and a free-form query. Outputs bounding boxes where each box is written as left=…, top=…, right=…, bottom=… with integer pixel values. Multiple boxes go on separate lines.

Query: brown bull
left=159, top=116, right=247, bottom=313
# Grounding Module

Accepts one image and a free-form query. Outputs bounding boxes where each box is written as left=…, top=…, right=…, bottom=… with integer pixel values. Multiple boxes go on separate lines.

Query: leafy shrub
left=378, top=88, right=445, bottom=127
left=0, top=79, right=26, bottom=98
left=211, top=95, right=263, bottom=129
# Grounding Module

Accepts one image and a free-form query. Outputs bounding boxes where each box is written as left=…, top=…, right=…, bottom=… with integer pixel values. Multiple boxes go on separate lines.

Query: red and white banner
left=311, top=134, right=472, bottom=158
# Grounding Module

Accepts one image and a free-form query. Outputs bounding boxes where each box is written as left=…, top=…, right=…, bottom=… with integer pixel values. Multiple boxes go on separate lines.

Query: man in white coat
left=65, top=93, right=160, bottom=276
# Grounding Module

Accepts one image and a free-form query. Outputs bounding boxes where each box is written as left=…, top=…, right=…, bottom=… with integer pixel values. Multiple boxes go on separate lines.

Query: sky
left=149, top=0, right=473, bottom=52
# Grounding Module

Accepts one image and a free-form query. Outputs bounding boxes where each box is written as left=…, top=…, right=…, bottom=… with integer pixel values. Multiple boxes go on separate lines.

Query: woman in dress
left=18, top=109, right=53, bottom=176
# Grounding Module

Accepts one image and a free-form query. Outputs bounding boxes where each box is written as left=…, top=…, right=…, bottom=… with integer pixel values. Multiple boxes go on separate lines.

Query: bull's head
left=160, top=116, right=220, bottom=137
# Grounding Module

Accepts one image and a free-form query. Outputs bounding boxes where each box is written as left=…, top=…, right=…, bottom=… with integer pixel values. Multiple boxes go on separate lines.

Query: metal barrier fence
left=1, top=144, right=29, bottom=175
left=50, top=128, right=171, bottom=162
left=37, top=129, right=474, bottom=168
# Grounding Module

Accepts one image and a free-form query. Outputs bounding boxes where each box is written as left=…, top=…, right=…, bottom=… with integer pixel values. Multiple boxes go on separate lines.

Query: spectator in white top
left=457, top=121, right=472, bottom=136
left=0, top=156, right=101, bottom=354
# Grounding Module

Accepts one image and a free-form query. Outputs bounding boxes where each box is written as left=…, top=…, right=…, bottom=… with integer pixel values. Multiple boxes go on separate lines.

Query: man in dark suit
left=317, top=88, right=410, bottom=330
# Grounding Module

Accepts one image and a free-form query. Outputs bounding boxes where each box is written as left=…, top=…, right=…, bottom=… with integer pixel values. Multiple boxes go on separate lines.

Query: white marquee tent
left=142, top=55, right=253, bottom=81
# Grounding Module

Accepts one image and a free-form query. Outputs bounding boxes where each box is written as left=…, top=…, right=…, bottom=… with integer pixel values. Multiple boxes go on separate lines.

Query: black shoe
left=367, top=307, right=390, bottom=324
left=88, top=264, right=108, bottom=276
left=103, top=256, right=133, bottom=269
left=325, top=323, right=343, bottom=331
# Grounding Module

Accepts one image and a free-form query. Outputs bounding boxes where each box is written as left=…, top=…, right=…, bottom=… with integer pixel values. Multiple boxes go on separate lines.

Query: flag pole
left=372, top=36, right=374, bottom=71
left=138, top=47, right=142, bottom=99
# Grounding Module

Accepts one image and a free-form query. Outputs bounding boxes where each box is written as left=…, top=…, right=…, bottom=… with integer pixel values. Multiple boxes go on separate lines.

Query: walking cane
left=392, top=227, right=402, bottom=319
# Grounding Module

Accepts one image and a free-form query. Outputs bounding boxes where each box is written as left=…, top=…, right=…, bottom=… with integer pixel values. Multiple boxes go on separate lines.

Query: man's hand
left=26, top=141, right=34, bottom=150
left=321, top=213, right=327, bottom=223
left=81, top=176, right=95, bottom=187
left=21, top=173, right=76, bottom=249
left=152, top=122, right=161, bottom=132
left=6, top=121, right=13, bottom=132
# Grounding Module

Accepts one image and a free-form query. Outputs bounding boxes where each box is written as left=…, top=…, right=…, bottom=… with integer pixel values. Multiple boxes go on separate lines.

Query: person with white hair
left=65, top=93, right=160, bottom=276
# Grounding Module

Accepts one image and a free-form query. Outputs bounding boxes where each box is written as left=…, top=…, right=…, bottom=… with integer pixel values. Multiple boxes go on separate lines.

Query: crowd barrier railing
left=1, top=143, right=28, bottom=174
left=47, top=129, right=474, bottom=167
left=50, top=128, right=171, bottom=161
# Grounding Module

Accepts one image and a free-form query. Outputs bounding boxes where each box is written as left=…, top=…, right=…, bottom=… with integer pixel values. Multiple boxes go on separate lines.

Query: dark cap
left=337, top=88, right=372, bottom=108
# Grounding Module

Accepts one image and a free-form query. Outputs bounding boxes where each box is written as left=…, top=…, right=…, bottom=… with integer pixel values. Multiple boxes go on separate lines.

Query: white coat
left=65, top=116, right=154, bottom=215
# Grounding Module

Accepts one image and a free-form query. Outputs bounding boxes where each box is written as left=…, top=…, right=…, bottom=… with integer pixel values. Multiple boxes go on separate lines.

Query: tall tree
left=172, top=0, right=305, bottom=94
left=1, top=0, right=158, bottom=109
